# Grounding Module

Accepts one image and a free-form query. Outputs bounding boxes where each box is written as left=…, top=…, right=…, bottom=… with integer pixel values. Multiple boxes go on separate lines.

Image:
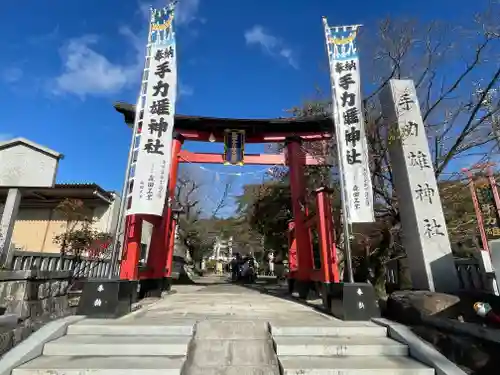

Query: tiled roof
left=55, top=183, right=102, bottom=189
left=54, top=183, right=115, bottom=199
left=113, top=102, right=333, bottom=134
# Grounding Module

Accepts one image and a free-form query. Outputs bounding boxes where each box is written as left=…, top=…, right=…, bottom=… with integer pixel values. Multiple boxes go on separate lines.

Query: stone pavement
left=8, top=275, right=441, bottom=374
left=121, top=276, right=335, bottom=325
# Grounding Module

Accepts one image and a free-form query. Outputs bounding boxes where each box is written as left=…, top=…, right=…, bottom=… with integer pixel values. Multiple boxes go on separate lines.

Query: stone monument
left=379, top=79, right=459, bottom=293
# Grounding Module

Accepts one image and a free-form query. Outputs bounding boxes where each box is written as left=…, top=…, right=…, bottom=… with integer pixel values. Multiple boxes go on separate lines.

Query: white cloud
left=179, top=82, right=194, bottom=97
left=51, top=32, right=143, bottom=98
left=244, top=25, right=298, bottom=69
left=52, top=1, right=200, bottom=99
left=1, top=67, right=23, bottom=83
left=52, top=30, right=194, bottom=100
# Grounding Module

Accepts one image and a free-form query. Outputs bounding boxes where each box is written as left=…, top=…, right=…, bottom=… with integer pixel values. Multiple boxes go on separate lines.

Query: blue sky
left=0, top=0, right=488, bottom=215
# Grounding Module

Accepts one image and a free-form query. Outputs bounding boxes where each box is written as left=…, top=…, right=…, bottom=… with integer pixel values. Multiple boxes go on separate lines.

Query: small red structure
left=462, top=163, right=500, bottom=252
left=114, top=103, right=340, bottom=302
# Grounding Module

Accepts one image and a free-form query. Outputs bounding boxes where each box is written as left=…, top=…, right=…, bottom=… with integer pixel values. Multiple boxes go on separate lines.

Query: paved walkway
left=121, top=275, right=337, bottom=325
left=7, top=275, right=439, bottom=374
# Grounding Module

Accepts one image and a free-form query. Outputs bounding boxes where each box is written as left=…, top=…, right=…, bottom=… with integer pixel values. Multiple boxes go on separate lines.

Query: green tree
left=53, top=198, right=113, bottom=279
left=235, top=181, right=292, bottom=257
left=53, top=198, right=112, bottom=259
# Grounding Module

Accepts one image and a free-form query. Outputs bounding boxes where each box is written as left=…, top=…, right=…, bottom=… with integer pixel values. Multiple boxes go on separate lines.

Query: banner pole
left=108, top=9, right=154, bottom=279
left=322, top=17, right=354, bottom=283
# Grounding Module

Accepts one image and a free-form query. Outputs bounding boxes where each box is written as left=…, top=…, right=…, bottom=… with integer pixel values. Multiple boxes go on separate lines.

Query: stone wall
left=0, top=270, right=72, bottom=356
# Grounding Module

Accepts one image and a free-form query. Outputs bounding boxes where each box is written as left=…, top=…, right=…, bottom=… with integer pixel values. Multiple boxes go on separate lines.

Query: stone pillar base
left=77, top=279, right=138, bottom=318
left=329, top=282, right=380, bottom=321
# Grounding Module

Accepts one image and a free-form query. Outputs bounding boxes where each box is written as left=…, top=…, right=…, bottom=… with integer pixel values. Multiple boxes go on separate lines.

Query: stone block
left=0, top=269, right=71, bottom=319
left=0, top=270, right=72, bottom=281
left=0, top=314, right=17, bottom=328
left=51, top=296, right=69, bottom=316
left=194, top=320, right=270, bottom=340
left=76, top=280, right=135, bottom=318
left=12, top=321, right=33, bottom=346
left=4, top=300, right=28, bottom=319
left=329, top=282, right=381, bottom=321
left=25, top=280, right=39, bottom=301
left=3, top=295, right=69, bottom=320
left=0, top=319, right=36, bottom=357
left=37, top=281, right=50, bottom=300
left=188, top=339, right=278, bottom=367
left=0, top=281, right=27, bottom=304
left=0, top=268, right=72, bottom=357
left=0, top=328, right=13, bottom=356
left=59, top=280, right=69, bottom=295
left=50, top=281, right=61, bottom=297
left=185, top=366, right=280, bottom=375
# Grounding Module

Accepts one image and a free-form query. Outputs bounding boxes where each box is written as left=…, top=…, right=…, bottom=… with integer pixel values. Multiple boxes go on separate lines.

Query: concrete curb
left=0, top=315, right=85, bottom=375
left=372, top=317, right=467, bottom=375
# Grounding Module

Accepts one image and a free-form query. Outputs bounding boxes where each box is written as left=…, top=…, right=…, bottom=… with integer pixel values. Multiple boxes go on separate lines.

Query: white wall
left=93, top=192, right=121, bottom=234
left=0, top=145, right=58, bottom=187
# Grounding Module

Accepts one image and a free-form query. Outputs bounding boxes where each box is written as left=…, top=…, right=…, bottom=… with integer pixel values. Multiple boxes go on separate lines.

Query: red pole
left=315, top=188, right=331, bottom=283
left=463, top=167, right=490, bottom=252
left=324, top=191, right=339, bottom=283
left=162, top=133, right=184, bottom=278
left=487, top=166, right=500, bottom=232
left=286, top=136, right=313, bottom=280
left=166, top=217, right=177, bottom=277
left=144, top=134, right=184, bottom=280
left=119, top=214, right=142, bottom=280
left=315, top=187, right=339, bottom=283
left=287, top=221, right=298, bottom=272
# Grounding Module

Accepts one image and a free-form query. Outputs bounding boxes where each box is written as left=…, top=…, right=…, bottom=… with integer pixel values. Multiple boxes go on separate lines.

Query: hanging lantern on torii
left=223, top=129, right=245, bottom=166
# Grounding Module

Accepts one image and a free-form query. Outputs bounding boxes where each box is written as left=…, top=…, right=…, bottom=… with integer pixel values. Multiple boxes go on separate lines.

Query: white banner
left=323, top=20, right=374, bottom=223
left=128, top=6, right=178, bottom=216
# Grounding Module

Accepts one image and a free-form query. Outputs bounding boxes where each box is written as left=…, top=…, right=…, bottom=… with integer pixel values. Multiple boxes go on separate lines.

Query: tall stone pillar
left=0, top=188, right=22, bottom=266
left=379, top=79, right=459, bottom=293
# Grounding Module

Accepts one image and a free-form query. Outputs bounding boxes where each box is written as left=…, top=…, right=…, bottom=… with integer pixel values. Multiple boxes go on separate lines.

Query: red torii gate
left=114, top=102, right=339, bottom=298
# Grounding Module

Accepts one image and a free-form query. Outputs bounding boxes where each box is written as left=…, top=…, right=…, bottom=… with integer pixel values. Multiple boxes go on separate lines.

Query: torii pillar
left=286, top=136, right=314, bottom=295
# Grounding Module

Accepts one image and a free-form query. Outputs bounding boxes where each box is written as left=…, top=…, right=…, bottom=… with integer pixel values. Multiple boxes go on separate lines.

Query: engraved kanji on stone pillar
left=380, top=79, right=458, bottom=293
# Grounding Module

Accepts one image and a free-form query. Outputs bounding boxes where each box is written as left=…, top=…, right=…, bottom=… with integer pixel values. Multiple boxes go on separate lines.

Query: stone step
left=186, top=339, right=278, bottom=367
left=271, top=323, right=387, bottom=337
left=279, top=356, right=434, bottom=375
left=182, top=365, right=280, bottom=375
left=274, top=336, right=408, bottom=356
left=194, top=320, right=270, bottom=339
left=43, top=335, right=191, bottom=356
left=12, top=356, right=185, bottom=375
left=67, top=321, right=194, bottom=336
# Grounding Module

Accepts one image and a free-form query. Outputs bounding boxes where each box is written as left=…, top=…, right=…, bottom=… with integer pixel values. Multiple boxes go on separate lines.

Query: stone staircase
left=11, top=319, right=195, bottom=375
left=271, top=322, right=435, bottom=374
left=182, top=320, right=280, bottom=375
left=8, top=318, right=443, bottom=375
